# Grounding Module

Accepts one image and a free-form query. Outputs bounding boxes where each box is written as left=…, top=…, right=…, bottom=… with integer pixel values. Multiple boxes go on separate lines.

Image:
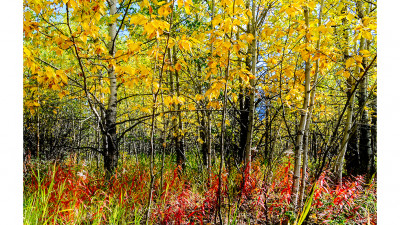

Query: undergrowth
left=23, top=153, right=376, bottom=224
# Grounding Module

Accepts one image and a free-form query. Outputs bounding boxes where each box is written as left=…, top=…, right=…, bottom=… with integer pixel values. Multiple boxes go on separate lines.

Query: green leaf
left=297, top=182, right=318, bottom=225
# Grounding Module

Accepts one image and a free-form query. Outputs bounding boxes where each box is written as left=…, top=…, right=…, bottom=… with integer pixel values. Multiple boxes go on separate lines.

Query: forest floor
left=23, top=153, right=376, bottom=225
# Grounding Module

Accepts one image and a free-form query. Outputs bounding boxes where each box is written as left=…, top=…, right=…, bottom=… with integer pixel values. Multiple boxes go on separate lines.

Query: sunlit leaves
left=178, top=37, right=192, bottom=52
left=184, top=0, right=192, bottom=14
left=130, top=14, right=148, bottom=25
left=158, top=2, right=172, bottom=17
left=143, top=20, right=170, bottom=38
left=164, top=95, right=185, bottom=107
left=22, top=0, right=377, bottom=153
left=127, top=40, right=142, bottom=53
left=345, top=57, right=357, bottom=69
left=55, top=36, right=73, bottom=50
left=279, top=3, right=303, bottom=18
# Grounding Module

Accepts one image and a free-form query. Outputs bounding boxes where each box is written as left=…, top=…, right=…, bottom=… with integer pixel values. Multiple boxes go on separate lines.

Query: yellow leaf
left=205, top=88, right=214, bottom=100
left=353, top=32, right=362, bottom=41
left=223, top=41, right=231, bottom=49
left=235, top=0, right=244, bottom=7
left=57, top=71, right=68, bottom=84
left=184, top=0, right=192, bottom=14
left=167, top=38, right=176, bottom=48
left=52, top=84, right=60, bottom=91
left=195, top=94, right=203, bottom=101
left=143, top=23, right=156, bottom=37
left=128, top=40, right=142, bottom=52
left=69, top=0, right=78, bottom=10
left=188, top=104, right=196, bottom=110
left=354, top=55, right=363, bottom=64
left=141, top=107, right=151, bottom=114
left=179, top=39, right=191, bottom=52
left=177, top=0, right=183, bottom=8
left=58, top=92, right=65, bottom=99
left=55, top=48, right=62, bottom=56
left=343, top=71, right=350, bottom=79
left=245, top=34, right=255, bottom=43
left=153, top=82, right=159, bottom=93
left=212, top=17, right=222, bottom=27
left=142, top=0, right=150, bottom=8
left=175, top=62, right=182, bottom=71
left=362, top=30, right=373, bottom=40
left=336, top=69, right=344, bottom=76
left=178, top=96, right=185, bottom=103
left=130, top=14, right=148, bottom=25
left=246, top=10, right=252, bottom=19
left=158, top=4, right=172, bottom=17
left=359, top=49, right=370, bottom=55
left=232, top=19, right=241, bottom=26
left=164, top=96, right=172, bottom=105
left=345, top=58, right=355, bottom=69
left=231, top=92, right=238, bottom=102
left=346, top=13, right=354, bottom=22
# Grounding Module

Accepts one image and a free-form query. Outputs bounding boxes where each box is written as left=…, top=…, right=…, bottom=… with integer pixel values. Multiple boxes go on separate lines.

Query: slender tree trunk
left=200, top=110, right=208, bottom=167
left=370, top=94, right=377, bottom=175
left=104, top=0, right=118, bottom=179
left=244, top=0, right=257, bottom=171
left=335, top=82, right=355, bottom=186
left=298, top=0, right=324, bottom=207
left=145, top=97, right=156, bottom=224
left=168, top=47, right=177, bottom=162
left=264, top=100, right=270, bottom=162
left=216, top=1, right=236, bottom=222
left=239, top=0, right=252, bottom=165
left=96, top=122, right=100, bottom=170
left=36, top=98, right=40, bottom=160
left=345, top=119, right=359, bottom=174
left=217, top=76, right=229, bottom=224
left=239, top=91, right=250, bottom=162
left=172, top=45, right=185, bottom=171
left=291, top=7, right=312, bottom=212
left=216, top=36, right=232, bottom=225
left=356, top=0, right=373, bottom=177
left=334, top=3, right=355, bottom=186
left=147, top=6, right=174, bottom=220
left=206, top=0, right=216, bottom=180
left=159, top=72, right=168, bottom=197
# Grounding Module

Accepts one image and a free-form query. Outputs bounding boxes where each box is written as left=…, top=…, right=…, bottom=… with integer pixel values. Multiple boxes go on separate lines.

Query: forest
left=23, top=0, right=377, bottom=224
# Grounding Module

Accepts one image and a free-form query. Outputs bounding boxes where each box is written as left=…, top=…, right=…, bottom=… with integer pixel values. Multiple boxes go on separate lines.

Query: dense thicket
left=24, top=0, right=376, bottom=221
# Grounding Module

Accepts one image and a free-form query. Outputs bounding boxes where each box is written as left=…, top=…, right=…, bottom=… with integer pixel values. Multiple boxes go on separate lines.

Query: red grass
left=24, top=155, right=376, bottom=224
